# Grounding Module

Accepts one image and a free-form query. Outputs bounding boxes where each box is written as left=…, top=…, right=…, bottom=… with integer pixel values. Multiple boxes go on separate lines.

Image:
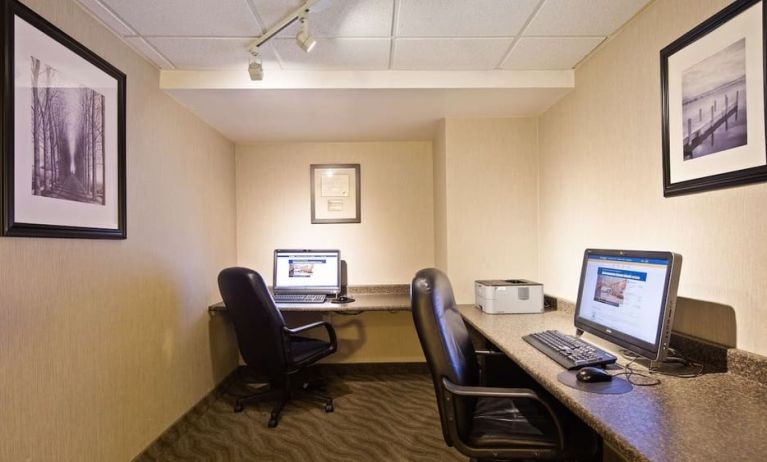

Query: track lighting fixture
left=246, top=0, right=320, bottom=81
left=248, top=50, right=263, bottom=81
left=296, top=16, right=316, bottom=53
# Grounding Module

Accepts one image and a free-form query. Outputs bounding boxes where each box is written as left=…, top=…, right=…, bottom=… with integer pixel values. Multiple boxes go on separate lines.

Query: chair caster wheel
left=324, top=403, right=334, bottom=413
left=234, top=403, right=244, bottom=413
left=268, top=418, right=278, bottom=428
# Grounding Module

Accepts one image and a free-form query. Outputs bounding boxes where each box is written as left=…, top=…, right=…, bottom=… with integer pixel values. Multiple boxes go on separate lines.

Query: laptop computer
left=272, top=249, right=341, bottom=303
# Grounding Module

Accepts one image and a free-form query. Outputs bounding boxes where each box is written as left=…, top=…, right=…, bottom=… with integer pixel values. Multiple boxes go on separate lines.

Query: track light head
left=248, top=50, right=263, bottom=81
left=296, top=17, right=316, bottom=53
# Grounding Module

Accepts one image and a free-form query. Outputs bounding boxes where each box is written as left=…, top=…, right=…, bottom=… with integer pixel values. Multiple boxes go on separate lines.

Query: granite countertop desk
left=208, top=285, right=411, bottom=314
left=458, top=305, right=767, bottom=462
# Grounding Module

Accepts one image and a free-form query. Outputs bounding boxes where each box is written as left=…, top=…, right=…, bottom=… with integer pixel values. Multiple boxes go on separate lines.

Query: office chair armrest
left=442, top=377, right=538, bottom=399
left=441, top=377, right=565, bottom=452
left=284, top=321, right=338, bottom=349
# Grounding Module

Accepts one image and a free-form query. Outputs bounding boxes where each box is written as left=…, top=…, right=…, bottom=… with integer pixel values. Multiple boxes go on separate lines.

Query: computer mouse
left=576, top=366, right=613, bottom=383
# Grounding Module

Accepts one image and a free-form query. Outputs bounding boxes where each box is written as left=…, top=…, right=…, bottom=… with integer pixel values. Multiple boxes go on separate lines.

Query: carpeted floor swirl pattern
left=138, top=367, right=466, bottom=462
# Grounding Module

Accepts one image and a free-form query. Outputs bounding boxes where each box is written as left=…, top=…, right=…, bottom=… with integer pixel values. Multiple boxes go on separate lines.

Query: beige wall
left=433, top=120, right=448, bottom=271
left=235, top=141, right=434, bottom=362
left=437, top=118, right=540, bottom=303
left=539, top=0, right=767, bottom=354
left=0, top=1, right=238, bottom=461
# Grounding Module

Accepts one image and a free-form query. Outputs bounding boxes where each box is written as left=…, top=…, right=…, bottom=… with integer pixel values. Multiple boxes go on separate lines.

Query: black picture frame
left=310, top=163, right=361, bottom=224
left=0, top=0, right=126, bottom=238
left=661, top=0, right=767, bottom=197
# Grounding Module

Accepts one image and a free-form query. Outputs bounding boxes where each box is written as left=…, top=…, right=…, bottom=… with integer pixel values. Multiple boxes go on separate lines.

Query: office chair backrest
left=411, top=268, right=478, bottom=445
left=218, top=267, right=288, bottom=377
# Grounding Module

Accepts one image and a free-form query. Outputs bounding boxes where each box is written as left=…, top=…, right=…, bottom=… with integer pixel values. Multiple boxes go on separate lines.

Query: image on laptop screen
left=273, top=249, right=340, bottom=294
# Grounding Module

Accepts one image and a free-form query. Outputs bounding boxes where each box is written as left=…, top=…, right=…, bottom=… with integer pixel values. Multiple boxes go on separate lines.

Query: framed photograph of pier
left=1, top=0, right=126, bottom=238
left=310, top=164, right=361, bottom=224
left=661, top=0, right=767, bottom=196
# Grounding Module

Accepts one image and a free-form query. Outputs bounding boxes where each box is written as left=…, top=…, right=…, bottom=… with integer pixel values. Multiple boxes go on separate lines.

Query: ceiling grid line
left=244, top=0, right=268, bottom=32
left=74, top=0, right=179, bottom=69
left=495, top=0, right=547, bottom=70
left=387, top=0, right=401, bottom=69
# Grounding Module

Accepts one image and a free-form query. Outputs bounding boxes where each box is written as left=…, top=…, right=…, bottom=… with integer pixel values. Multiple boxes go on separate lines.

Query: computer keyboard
left=523, top=330, right=617, bottom=370
left=273, top=294, right=327, bottom=304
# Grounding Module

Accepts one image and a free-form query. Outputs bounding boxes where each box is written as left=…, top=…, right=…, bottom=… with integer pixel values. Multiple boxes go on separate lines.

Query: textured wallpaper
left=0, top=1, right=238, bottom=460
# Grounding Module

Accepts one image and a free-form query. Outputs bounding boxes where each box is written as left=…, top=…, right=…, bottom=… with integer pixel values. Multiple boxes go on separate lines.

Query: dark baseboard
left=131, top=369, right=240, bottom=462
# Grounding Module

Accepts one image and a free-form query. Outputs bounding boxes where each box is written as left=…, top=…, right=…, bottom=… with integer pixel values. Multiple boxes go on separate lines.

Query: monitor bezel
left=272, top=249, right=342, bottom=295
left=573, top=248, right=681, bottom=361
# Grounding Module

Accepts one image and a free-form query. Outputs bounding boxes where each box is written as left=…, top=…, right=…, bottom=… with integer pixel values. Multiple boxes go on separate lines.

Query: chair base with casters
left=232, top=365, right=334, bottom=428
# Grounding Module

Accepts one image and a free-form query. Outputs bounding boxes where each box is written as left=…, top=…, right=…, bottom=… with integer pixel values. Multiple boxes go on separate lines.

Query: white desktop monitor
left=573, top=249, right=682, bottom=362
left=272, top=249, right=341, bottom=295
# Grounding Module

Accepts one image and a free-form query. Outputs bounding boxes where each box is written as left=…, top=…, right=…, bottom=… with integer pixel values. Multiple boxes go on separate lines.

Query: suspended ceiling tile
left=75, top=0, right=137, bottom=36
left=393, top=38, right=512, bottom=70
left=253, top=0, right=394, bottom=38
left=146, top=38, right=281, bottom=70
left=124, top=37, right=175, bottom=69
left=501, top=37, right=604, bottom=70
left=397, top=0, right=539, bottom=37
left=273, top=38, right=390, bottom=70
left=100, top=0, right=261, bottom=37
left=525, top=0, right=650, bottom=36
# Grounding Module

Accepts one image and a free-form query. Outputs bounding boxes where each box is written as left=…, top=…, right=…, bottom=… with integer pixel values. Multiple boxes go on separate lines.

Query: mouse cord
left=611, top=355, right=661, bottom=387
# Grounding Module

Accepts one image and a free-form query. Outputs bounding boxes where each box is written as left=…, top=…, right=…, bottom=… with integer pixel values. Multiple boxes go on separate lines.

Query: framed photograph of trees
left=1, top=0, right=126, bottom=238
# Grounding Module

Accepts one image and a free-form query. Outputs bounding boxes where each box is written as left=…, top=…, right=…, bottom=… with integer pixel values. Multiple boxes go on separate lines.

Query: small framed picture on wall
left=661, top=0, right=767, bottom=196
left=310, top=164, right=360, bottom=224
left=1, top=0, right=127, bottom=238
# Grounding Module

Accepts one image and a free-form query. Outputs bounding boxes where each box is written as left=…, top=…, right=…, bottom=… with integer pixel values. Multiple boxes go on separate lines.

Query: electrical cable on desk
left=611, top=355, right=660, bottom=387
left=611, top=349, right=705, bottom=386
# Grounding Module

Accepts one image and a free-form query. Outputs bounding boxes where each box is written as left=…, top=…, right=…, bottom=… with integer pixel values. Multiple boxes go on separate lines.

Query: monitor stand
left=330, top=290, right=355, bottom=304
left=633, top=356, right=698, bottom=374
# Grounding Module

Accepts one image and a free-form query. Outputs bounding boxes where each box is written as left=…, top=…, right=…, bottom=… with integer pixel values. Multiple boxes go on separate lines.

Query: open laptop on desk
left=272, top=249, right=341, bottom=304
left=524, top=249, right=682, bottom=370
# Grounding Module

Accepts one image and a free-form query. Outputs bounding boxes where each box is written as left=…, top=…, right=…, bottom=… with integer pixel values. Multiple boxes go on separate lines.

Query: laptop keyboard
left=273, top=294, right=327, bottom=304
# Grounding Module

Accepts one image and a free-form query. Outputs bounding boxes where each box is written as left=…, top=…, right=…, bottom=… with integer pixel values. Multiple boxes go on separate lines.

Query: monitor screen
left=273, top=249, right=341, bottom=294
left=574, top=249, right=682, bottom=361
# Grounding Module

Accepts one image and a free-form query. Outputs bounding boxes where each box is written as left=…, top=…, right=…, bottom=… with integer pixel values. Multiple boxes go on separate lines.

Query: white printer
left=475, top=279, right=544, bottom=314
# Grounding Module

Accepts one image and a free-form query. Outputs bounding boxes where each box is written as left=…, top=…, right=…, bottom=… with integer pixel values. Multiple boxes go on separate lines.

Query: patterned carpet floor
left=140, top=367, right=466, bottom=462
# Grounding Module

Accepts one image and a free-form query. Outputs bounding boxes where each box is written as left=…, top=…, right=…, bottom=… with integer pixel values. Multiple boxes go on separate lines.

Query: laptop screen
left=273, top=249, right=341, bottom=294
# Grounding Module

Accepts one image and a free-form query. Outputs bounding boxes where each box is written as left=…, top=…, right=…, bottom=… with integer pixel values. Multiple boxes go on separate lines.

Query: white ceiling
left=75, top=0, right=651, bottom=142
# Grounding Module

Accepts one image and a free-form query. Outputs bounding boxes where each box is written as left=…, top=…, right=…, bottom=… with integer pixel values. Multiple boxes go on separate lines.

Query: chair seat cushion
left=468, top=396, right=559, bottom=449
left=289, top=336, right=333, bottom=366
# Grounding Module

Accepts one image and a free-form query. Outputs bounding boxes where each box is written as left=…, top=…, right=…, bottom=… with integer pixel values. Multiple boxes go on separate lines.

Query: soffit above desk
left=458, top=305, right=767, bottom=462
left=160, top=70, right=574, bottom=143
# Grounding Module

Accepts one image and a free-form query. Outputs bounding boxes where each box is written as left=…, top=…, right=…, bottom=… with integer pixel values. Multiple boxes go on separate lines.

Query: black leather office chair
left=411, top=268, right=567, bottom=461
left=218, top=267, right=337, bottom=428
